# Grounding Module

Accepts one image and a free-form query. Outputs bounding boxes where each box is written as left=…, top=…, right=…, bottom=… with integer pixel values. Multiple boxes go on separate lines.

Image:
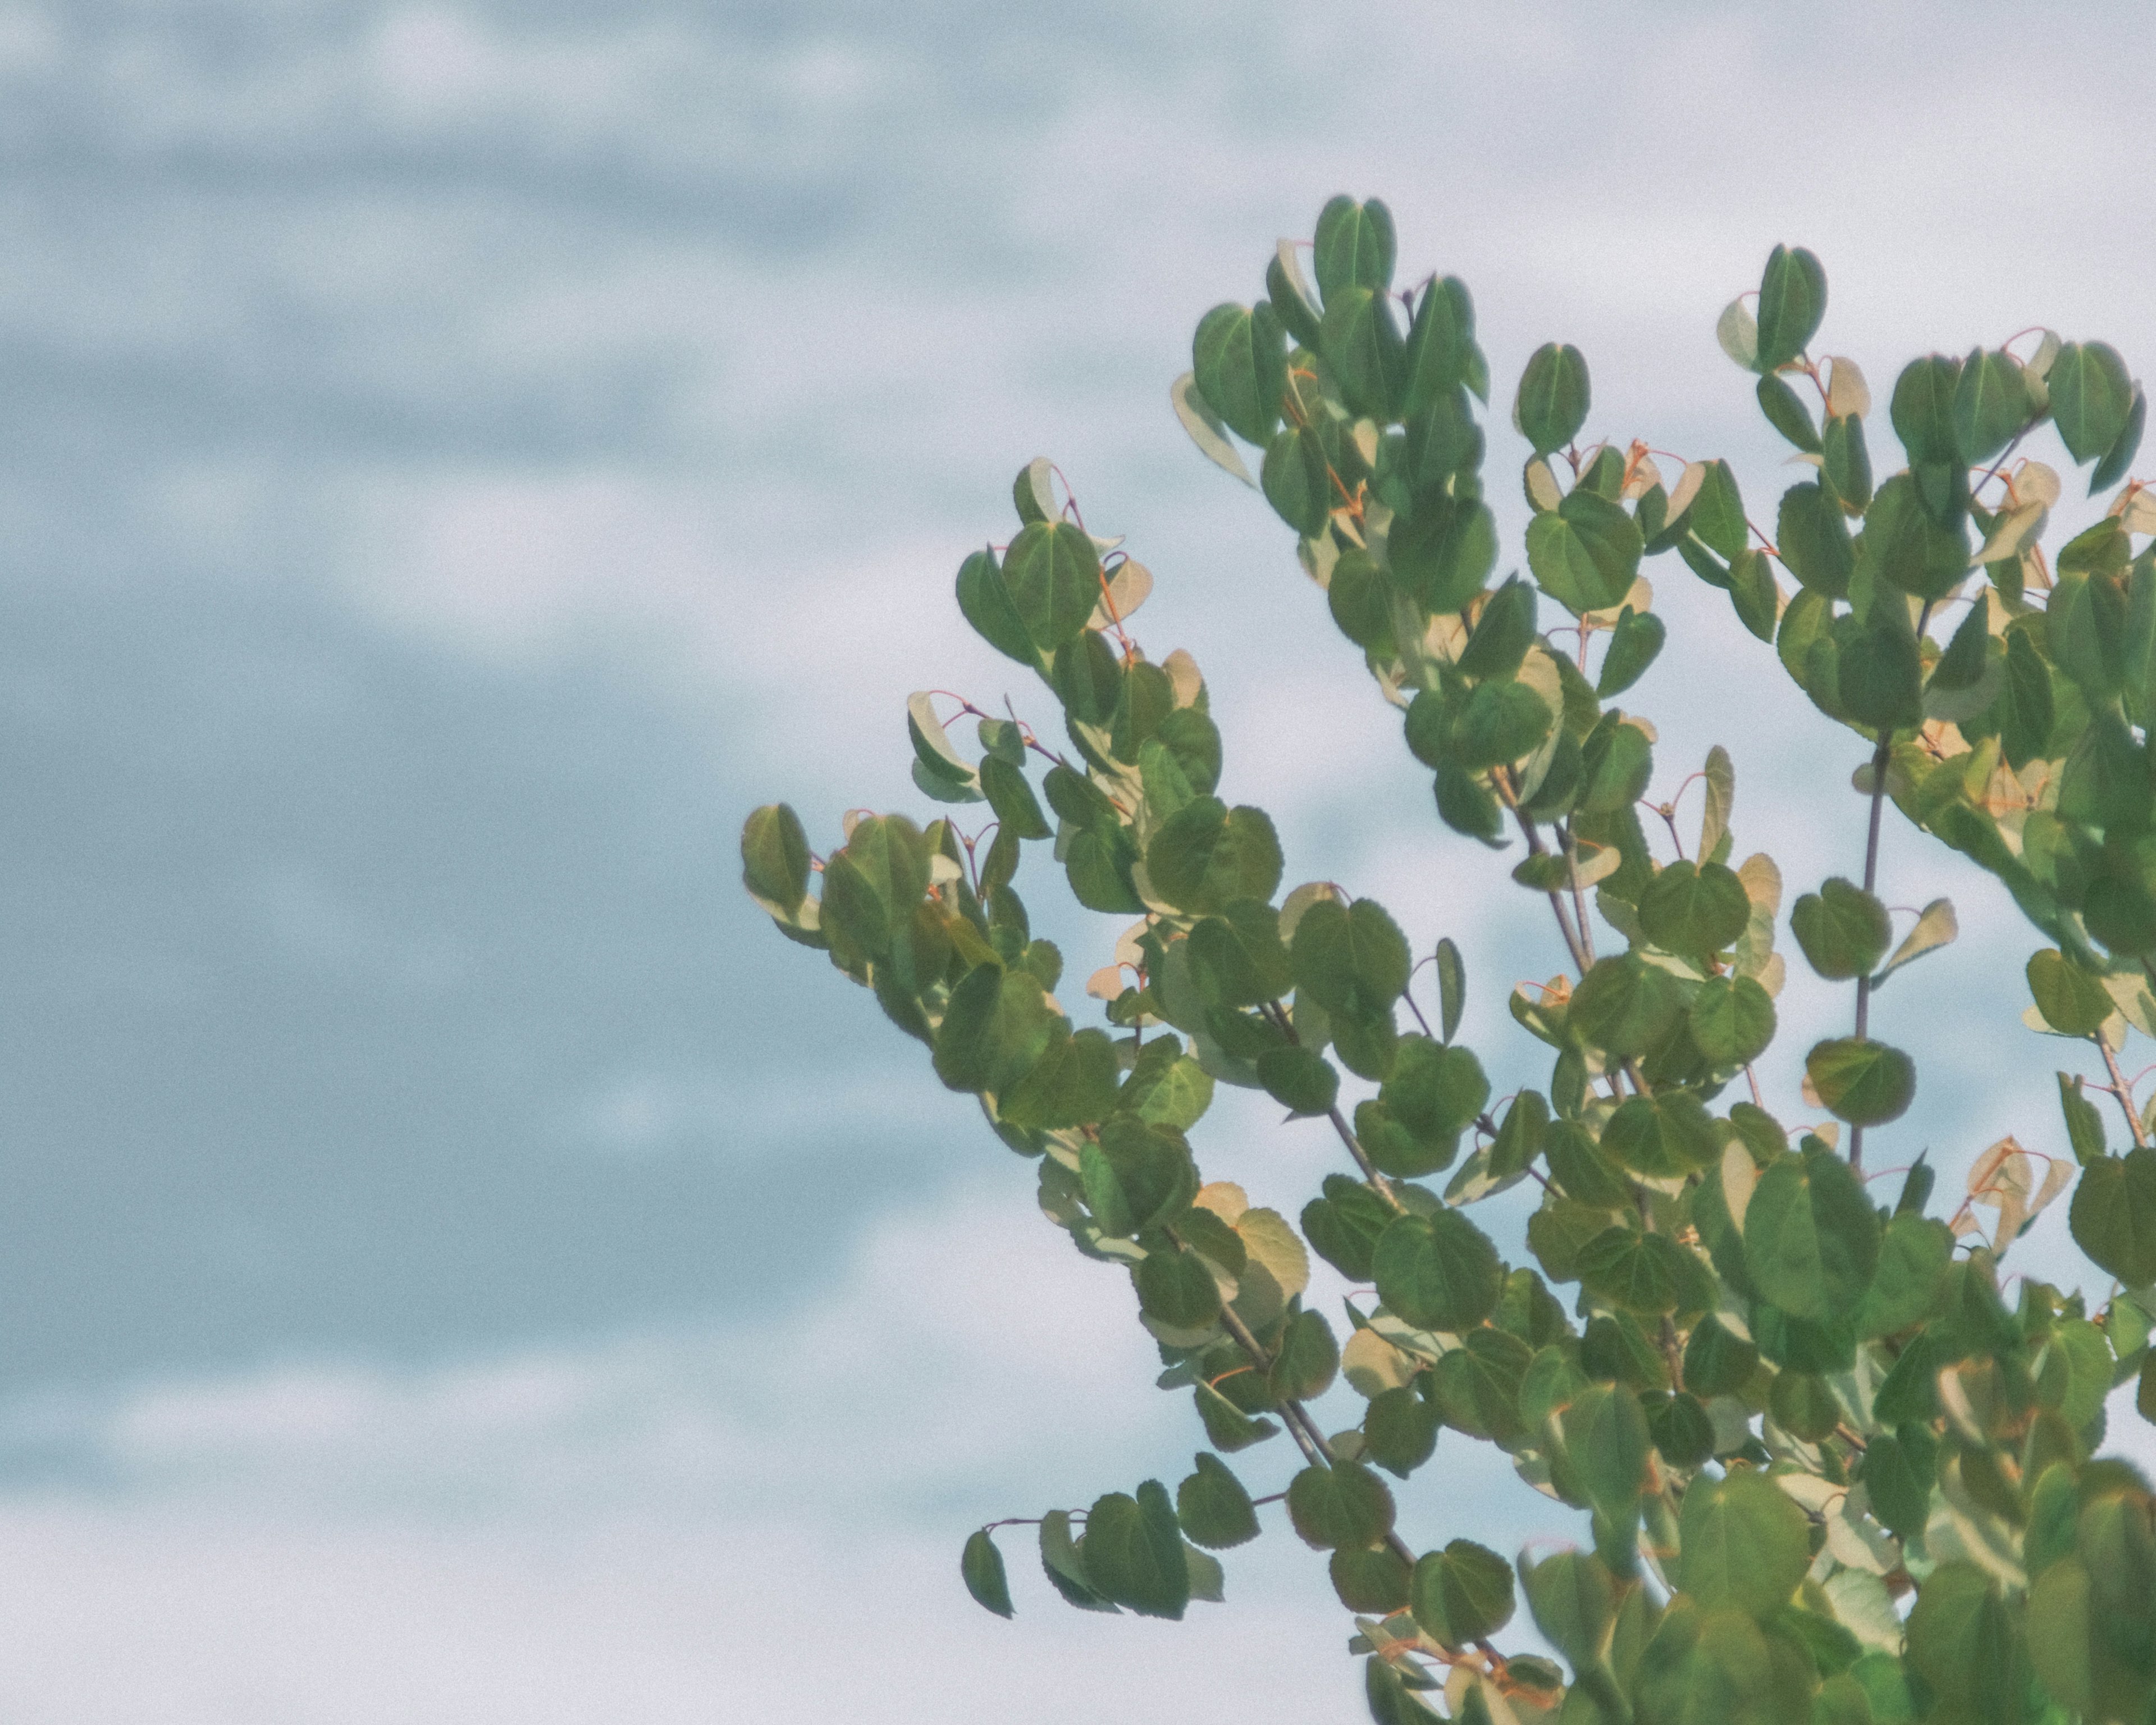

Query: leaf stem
left=1515, top=811, right=1593, bottom=978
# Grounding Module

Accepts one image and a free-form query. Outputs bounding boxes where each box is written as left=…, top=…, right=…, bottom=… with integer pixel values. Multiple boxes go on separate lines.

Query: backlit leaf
left=1805, top=1038, right=1917, bottom=1127
left=962, top=1530, right=1014, bottom=1618
left=1372, top=1210, right=1503, bottom=1332
left=1678, top=1467, right=1810, bottom=1620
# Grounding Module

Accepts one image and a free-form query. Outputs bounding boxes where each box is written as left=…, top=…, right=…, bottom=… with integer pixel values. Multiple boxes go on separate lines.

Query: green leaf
left=1082, top=1482, right=1190, bottom=1619
left=1520, top=1549, right=1615, bottom=1671
left=1381, top=1037, right=1490, bottom=1147
left=1431, top=1327, right=1532, bottom=1442
left=1292, top=897, right=1412, bottom=1019
left=1488, top=1089, right=1547, bottom=1181
left=1136, top=1243, right=1223, bottom=1330
left=1001, top=1026, right=1120, bottom=1129
left=1453, top=679, right=1554, bottom=770
left=1527, top=489, right=1642, bottom=614
left=1002, top=520, right=1102, bottom=652
left=1514, top=343, right=1591, bottom=456
left=1286, top=1459, right=1395, bottom=1550
left=1176, top=1453, right=1259, bottom=1550
left=741, top=802, right=811, bottom=915
left=1412, top=1539, right=1516, bottom=1648
left=1758, top=372, right=1821, bottom=453
left=2058, top=1072, right=2107, bottom=1167
left=1391, top=490, right=1499, bottom=613
left=1313, top=195, right=1395, bottom=298
left=979, top=755, right=1050, bottom=841
left=1145, top=798, right=1283, bottom=915
left=956, top=546, right=1044, bottom=669
left=1265, top=243, right=1323, bottom=348
left=1255, top=1045, right=1339, bottom=1117
left=2068, top=1147, right=2156, bottom=1285
left=1261, top=425, right=1332, bottom=537
left=1906, top=1564, right=2009, bottom=1712
left=1728, top=547, right=1780, bottom=642
left=1193, top=1382, right=1278, bottom=1454
left=1568, top=955, right=1683, bottom=1058
left=1577, top=1226, right=1691, bottom=1316
left=1646, top=1390, right=1715, bottom=1468
left=2027, top=948, right=2115, bottom=1035
left=1322, top=285, right=1404, bottom=419
left=1330, top=1544, right=1412, bottom=1614
left=1039, top=1510, right=1118, bottom=1612
left=1790, top=878, right=1891, bottom=980
left=1433, top=761, right=1503, bottom=843
left=1372, top=1210, right=1504, bottom=1332
left=2050, top=341, right=2134, bottom=464
left=1821, top=412, right=1872, bottom=510
left=1857, top=1428, right=1937, bottom=1541
left=1596, top=607, right=1666, bottom=698
left=1768, top=1368, right=1839, bottom=1440
left=1860, top=473, right=1969, bottom=600
left=1683, top=1315, right=1760, bottom=1398
left=1542, top=1119, right=1631, bottom=1208
left=1890, top=354, right=1962, bottom=466
left=1689, top=459, right=1748, bottom=560
left=1805, top=1038, right=1916, bottom=1127
left=1458, top=577, right=1539, bottom=681
left=1400, top=277, right=1476, bottom=419
left=1744, top=1146, right=1883, bottom=1320
left=1560, top=1381, right=1650, bottom=1519
left=1677, top=1467, right=1810, bottom=1620
left=1052, top=628, right=1122, bottom=724
left=934, top=964, right=1060, bottom=1095
left=1081, top=1116, right=1195, bottom=1238
left=1639, top=859, right=1750, bottom=957
left=1576, top=713, right=1653, bottom=813
left=1998, top=626, right=2057, bottom=769
left=962, top=1529, right=1014, bottom=1618
left=1363, top=1384, right=1441, bottom=1477
left=1688, top=975, right=1776, bottom=1066
left=1268, top=1308, right=1340, bottom=1401
left=1301, top=1174, right=1393, bottom=1281
left=1192, top=302, right=1287, bottom=444
left=1776, top=481, right=1854, bottom=599
left=1952, top=348, right=2033, bottom=466
left=1436, top=938, right=1466, bottom=1044
left=2091, top=382, right=2146, bottom=493
left=1601, top=1092, right=1723, bottom=1178
left=1755, top=245, right=1826, bottom=372
left=1854, top=1212, right=1951, bottom=1338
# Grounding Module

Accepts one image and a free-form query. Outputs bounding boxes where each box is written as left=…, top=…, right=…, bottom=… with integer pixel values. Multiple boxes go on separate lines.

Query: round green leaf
left=1268, top=1308, right=1340, bottom=1401
left=1860, top=473, right=1968, bottom=601
left=1645, top=1390, right=1715, bottom=1468
left=1176, top=1453, right=1259, bottom=1550
left=1082, top=1482, right=1191, bottom=1619
left=1596, top=606, right=1665, bottom=697
left=1313, top=195, right=1396, bottom=298
left=1514, top=343, right=1591, bottom=456
left=1601, top=1092, right=1721, bottom=1178
left=1527, top=489, right=1641, bottom=614
left=1755, top=244, right=1826, bottom=372
left=1001, top=1025, right=1120, bottom=1129
left=1744, top=1144, right=1883, bottom=1319
left=1907, top=1563, right=2011, bottom=1709
left=1145, top=798, right=1283, bottom=915
left=1682, top=1314, right=1759, bottom=1398
left=1577, top=1225, right=1691, bottom=1316
left=1372, top=1210, right=1503, bottom=1333
left=2027, top=948, right=2116, bottom=1036
left=1136, top=1243, right=1223, bottom=1330
left=1768, top=1368, right=1840, bottom=1440
left=1776, top=481, right=1854, bottom=598
left=1452, top=679, right=1554, bottom=770
left=1790, top=878, right=1892, bottom=980
left=2068, top=1146, right=2156, bottom=1286
left=1364, top=1384, right=1441, bottom=1477
left=2050, top=341, right=2134, bottom=466
left=741, top=802, right=811, bottom=915
left=1568, top=955, right=1683, bottom=1059
left=1331, top=1544, right=1412, bottom=1614
left=1192, top=301, right=1287, bottom=445
left=1677, top=1467, right=1810, bottom=1621
left=1952, top=346, right=2033, bottom=466
left=1560, top=1381, right=1650, bottom=1518
left=1261, top=426, right=1332, bottom=537
left=1411, top=1538, right=1516, bottom=1648
left=1688, top=975, right=1776, bottom=1066
left=1391, top=490, right=1497, bottom=613
left=1382, top=1038, right=1490, bottom=1146
left=1301, top=1175, right=1392, bottom=1282
left=1321, top=285, right=1403, bottom=420
left=1890, top=354, right=1963, bottom=466
left=961, top=1529, right=1014, bottom=1618
left=1853, top=1212, right=1951, bottom=1339
left=1805, top=1037, right=1916, bottom=1126
left=1255, top=1045, right=1339, bottom=1117
left=1638, top=859, right=1751, bottom=957
left=1003, top=520, right=1102, bottom=651
left=1285, top=1459, right=1395, bottom=1551
left=1292, top=896, right=1412, bottom=1019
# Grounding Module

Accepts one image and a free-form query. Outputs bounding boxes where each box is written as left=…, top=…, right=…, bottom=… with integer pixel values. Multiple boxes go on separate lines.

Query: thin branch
left=1514, top=810, right=1593, bottom=977
left=2098, top=1034, right=2151, bottom=1148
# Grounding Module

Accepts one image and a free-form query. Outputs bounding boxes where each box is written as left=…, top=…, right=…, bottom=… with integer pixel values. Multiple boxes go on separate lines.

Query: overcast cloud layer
left=5, top=1, right=2156, bottom=1718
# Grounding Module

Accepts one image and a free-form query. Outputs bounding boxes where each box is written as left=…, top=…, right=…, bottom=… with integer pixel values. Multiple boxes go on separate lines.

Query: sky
left=4, top=1, right=2156, bottom=1718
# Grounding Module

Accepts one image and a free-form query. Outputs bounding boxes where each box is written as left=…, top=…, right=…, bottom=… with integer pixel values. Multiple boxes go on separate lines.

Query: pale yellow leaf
left=1342, top=1327, right=1417, bottom=1397
left=1162, top=648, right=1204, bottom=709
left=1089, top=559, right=1153, bottom=630
left=1170, top=372, right=1255, bottom=487
left=1280, top=880, right=1344, bottom=943
left=1666, top=459, right=1709, bottom=523
left=1826, top=355, right=1871, bottom=419
left=1523, top=455, right=1564, bottom=513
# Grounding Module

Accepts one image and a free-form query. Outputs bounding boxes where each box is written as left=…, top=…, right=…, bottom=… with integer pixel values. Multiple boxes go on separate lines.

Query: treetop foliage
left=745, top=194, right=2156, bottom=1725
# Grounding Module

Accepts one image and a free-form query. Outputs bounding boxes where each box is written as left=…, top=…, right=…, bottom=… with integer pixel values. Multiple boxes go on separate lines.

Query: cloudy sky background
left=6, top=1, right=2156, bottom=1718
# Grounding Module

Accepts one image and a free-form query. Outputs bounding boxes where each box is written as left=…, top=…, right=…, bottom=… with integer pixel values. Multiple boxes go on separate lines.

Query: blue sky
left=4, top=1, right=2156, bottom=1717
